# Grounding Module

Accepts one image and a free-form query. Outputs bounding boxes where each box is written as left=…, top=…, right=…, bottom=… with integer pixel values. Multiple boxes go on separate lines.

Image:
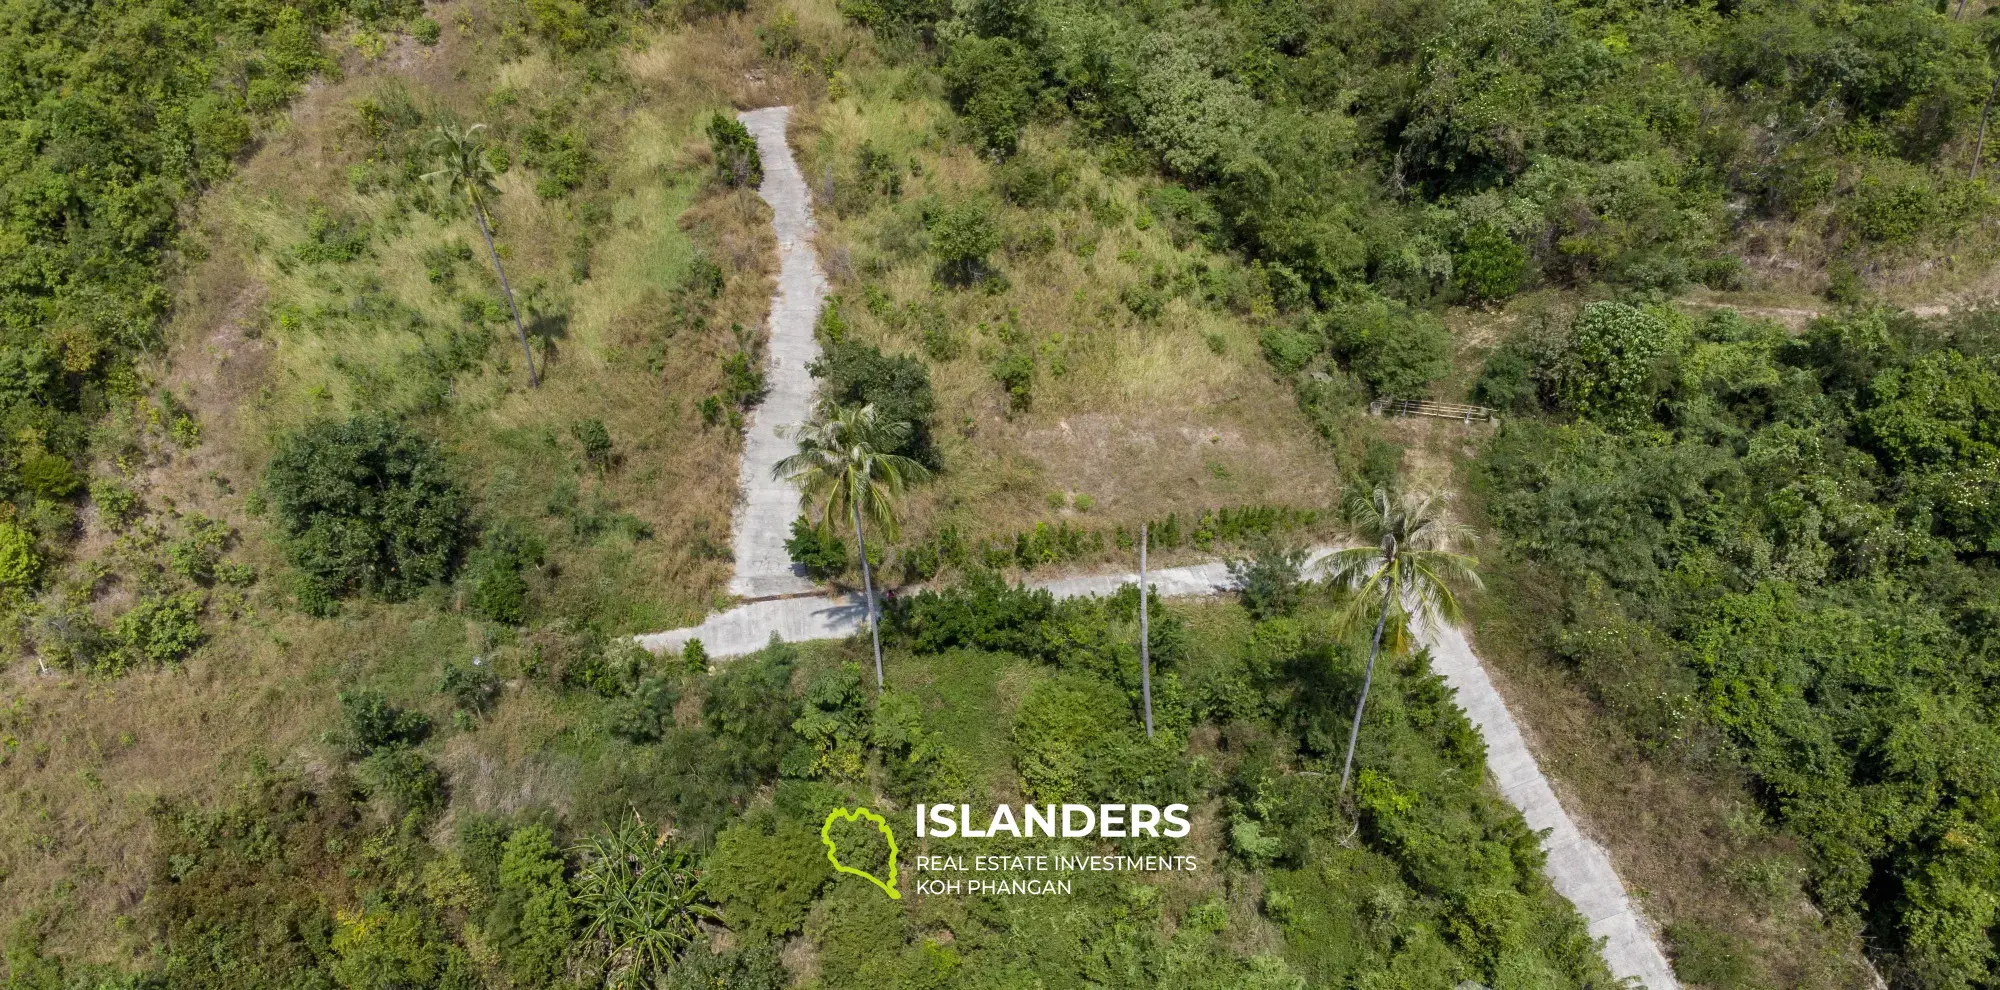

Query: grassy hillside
left=2, top=0, right=1997, bottom=982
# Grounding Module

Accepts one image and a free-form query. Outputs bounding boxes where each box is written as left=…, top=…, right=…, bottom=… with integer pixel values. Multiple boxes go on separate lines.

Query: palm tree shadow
left=528, top=309, right=570, bottom=364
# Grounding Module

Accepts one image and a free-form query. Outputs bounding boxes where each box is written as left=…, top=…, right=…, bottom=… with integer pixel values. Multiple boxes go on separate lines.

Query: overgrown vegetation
left=1476, top=303, right=2000, bottom=987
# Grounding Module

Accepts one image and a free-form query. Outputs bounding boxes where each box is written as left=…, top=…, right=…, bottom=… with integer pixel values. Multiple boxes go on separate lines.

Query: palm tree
left=1319, top=487, right=1482, bottom=793
left=423, top=123, right=538, bottom=387
left=774, top=403, right=931, bottom=688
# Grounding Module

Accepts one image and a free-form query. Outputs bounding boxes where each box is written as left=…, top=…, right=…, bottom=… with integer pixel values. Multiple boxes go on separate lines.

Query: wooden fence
left=1368, top=398, right=1498, bottom=423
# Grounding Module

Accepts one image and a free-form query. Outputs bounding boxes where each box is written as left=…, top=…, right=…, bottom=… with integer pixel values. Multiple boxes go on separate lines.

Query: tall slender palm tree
left=1319, top=487, right=1482, bottom=793
left=423, top=123, right=538, bottom=387
left=775, top=404, right=931, bottom=688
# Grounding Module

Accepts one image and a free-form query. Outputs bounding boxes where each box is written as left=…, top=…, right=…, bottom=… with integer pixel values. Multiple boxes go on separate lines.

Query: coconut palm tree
left=775, top=403, right=931, bottom=688
left=1319, top=487, right=1482, bottom=793
left=423, top=123, right=538, bottom=387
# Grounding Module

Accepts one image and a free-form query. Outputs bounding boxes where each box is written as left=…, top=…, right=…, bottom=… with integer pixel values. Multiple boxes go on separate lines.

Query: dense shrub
left=0, top=521, right=40, bottom=589
left=609, top=676, right=681, bottom=743
left=708, top=113, right=763, bottom=187
left=926, top=201, right=1000, bottom=286
left=357, top=748, right=445, bottom=817
left=335, top=690, right=432, bottom=758
left=1478, top=307, right=2000, bottom=983
left=265, top=415, right=469, bottom=601
left=1325, top=299, right=1452, bottom=399
left=1228, top=542, right=1309, bottom=620
left=785, top=516, right=849, bottom=579
left=809, top=340, right=935, bottom=459
left=1455, top=224, right=1527, bottom=303
left=493, top=825, right=574, bottom=985
left=1553, top=302, right=1675, bottom=428
left=465, top=521, right=546, bottom=624
left=111, top=591, right=206, bottom=668
left=942, top=36, right=1041, bottom=154
left=705, top=809, right=833, bottom=942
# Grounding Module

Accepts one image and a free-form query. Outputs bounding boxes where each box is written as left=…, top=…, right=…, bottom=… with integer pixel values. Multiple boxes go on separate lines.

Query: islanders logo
left=821, top=806, right=901, bottom=900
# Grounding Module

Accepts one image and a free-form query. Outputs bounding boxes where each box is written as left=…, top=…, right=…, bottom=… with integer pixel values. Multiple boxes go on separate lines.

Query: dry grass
left=790, top=93, right=1347, bottom=552
left=0, top=0, right=808, bottom=955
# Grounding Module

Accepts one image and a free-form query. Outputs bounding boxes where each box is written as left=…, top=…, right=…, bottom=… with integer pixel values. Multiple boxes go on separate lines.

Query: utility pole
left=1139, top=523, right=1153, bottom=738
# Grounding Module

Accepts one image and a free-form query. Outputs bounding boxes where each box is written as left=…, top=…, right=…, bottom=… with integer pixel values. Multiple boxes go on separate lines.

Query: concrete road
left=726, top=106, right=825, bottom=600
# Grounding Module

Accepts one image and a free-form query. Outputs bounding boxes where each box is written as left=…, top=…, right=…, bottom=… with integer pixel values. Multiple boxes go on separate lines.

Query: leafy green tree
left=810, top=340, right=936, bottom=460
left=775, top=404, right=932, bottom=687
left=942, top=36, right=1041, bottom=154
left=1319, top=488, right=1481, bottom=792
left=1455, top=224, right=1527, bottom=302
left=424, top=123, right=539, bottom=387
left=264, top=415, right=469, bottom=601
left=926, top=202, right=1000, bottom=286
left=1556, top=302, right=1673, bottom=428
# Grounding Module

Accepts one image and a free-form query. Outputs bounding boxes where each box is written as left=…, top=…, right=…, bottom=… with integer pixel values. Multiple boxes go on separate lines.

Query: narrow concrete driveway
left=727, top=106, right=824, bottom=599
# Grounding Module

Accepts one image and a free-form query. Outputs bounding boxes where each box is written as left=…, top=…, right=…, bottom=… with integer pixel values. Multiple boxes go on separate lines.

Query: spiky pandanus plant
left=571, top=816, right=716, bottom=988
left=1319, top=487, right=1482, bottom=793
left=775, top=403, right=931, bottom=688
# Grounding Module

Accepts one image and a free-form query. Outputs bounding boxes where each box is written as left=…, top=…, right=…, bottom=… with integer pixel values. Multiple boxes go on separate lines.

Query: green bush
left=112, top=591, right=205, bottom=668
left=1455, top=224, right=1527, bottom=302
left=1259, top=323, right=1322, bottom=374
left=357, top=747, right=445, bottom=817
left=0, top=520, right=40, bottom=589
left=572, top=418, right=612, bottom=469
left=335, top=690, right=432, bottom=757
left=493, top=825, right=574, bottom=986
left=991, top=350, right=1034, bottom=410
left=610, top=676, right=681, bottom=743
left=705, top=810, right=833, bottom=943
left=785, top=516, right=849, bottom=579
left=942, top=36, right=1041, bottom=154
left=16, top=450, right=80, bottom=498
left=1554, top=302, right=1674, bottom=428
left=927, top=201, right=1000, bottom=286
left=708, top=113, right=763, bottom=187
left=88, top=480, right=140, bottom=530
left=1228, top=542, right=1309, bottom=620
left=1326, top=299, right=1452, bottom=399
left=264, top=415, right=469, bottom=601
left=440, top=659, right=500, bottom=718
left=661, top=943, right=789, bottom=990
left=466, top=521, right=545, bottom=624
left=165, top=514, right=230, bottom=583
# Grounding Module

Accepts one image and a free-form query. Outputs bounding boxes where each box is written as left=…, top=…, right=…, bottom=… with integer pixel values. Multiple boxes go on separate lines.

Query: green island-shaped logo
left=821, top=806, right=901, bottom=900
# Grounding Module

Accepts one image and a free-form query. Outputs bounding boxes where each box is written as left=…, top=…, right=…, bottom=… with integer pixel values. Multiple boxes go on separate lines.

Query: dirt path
left=636, top=552, right=1681, bottom=989
left=1677, top=297, right=1951, bottom=329
left=727, top=106, right=824, bottom=599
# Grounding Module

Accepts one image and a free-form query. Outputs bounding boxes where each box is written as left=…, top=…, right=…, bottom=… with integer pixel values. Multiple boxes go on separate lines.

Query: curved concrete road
left=659, top=104, right=1679, bottom=989
left=727, top=106, right=825, bottom=599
